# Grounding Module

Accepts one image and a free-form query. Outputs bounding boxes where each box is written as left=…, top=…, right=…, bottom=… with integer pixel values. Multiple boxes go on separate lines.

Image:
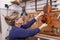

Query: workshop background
left=0, top=0, right=60, bottom=40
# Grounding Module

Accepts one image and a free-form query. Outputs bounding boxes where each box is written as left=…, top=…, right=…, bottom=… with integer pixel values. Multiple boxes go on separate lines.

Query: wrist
left=39, top=26, right=43, bottom=30
left=35, top=14, right=41, bottom=20
left=39, top=23, right=47, bottom=30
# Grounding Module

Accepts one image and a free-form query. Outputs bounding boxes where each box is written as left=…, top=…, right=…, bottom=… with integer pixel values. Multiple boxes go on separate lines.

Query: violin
left=41, top=0, right=52, bottom=25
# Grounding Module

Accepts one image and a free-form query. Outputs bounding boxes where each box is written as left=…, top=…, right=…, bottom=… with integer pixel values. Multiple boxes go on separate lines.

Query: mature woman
left=5, top=11, right=47, bottom=40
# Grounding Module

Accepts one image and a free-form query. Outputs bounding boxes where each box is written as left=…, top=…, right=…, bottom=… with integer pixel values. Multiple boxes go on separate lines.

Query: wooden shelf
left=35, top=33, right=60, bottom=40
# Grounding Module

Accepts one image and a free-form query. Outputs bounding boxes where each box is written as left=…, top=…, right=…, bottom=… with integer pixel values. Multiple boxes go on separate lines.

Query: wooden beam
left=35, top=0, right=37, bottom=11
left=50, top=0, right=52, bottom=6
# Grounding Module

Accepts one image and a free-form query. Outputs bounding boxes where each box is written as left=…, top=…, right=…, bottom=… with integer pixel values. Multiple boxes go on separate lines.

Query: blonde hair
left=4, top=11, right=20, bottom=26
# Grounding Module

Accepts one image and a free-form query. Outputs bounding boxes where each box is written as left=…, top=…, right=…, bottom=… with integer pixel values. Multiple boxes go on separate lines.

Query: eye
left=19, top=23, right=22, bottom=25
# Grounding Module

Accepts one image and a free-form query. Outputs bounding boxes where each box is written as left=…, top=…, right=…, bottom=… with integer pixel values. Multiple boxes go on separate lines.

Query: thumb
left=41, top=23, right=48, bottom=27
left=39, top=23, right=48, bottom=29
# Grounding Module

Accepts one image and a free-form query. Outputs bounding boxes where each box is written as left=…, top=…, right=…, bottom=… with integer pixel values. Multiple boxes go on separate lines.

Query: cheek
left=22, top=21, right=24, bottom=23
left=15, top=20, right=20, bottom=24
left=15, top=19, right=24, bottom=24
left=20, top=20, right=24, bottom=23
left=16, top=20, right=20, bottom=23
left=16, top=21, right=23, bottom=24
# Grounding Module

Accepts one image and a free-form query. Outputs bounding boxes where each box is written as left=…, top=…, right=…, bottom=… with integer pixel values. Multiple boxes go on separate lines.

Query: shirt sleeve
left=21, top=18, right=36, bottom=29
left=13, top=28, right=40, bottom=38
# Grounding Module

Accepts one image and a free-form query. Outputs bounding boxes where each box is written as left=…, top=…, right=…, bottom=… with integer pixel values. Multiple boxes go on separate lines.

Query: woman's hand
left=39, top=23, right=48, bottom=30
left=35, top=11, right=44, bottom=20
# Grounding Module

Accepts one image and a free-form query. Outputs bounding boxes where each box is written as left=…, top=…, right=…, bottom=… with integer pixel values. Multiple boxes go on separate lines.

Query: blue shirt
left=8, top=18, right=40, bottom=40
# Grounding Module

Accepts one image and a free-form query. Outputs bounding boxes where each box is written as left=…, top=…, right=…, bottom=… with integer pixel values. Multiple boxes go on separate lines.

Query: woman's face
left=15, top=18, right=24, bottom=27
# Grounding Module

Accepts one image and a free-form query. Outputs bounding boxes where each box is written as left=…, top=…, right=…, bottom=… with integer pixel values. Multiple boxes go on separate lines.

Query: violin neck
left=46, top=0, right=48, bottom=13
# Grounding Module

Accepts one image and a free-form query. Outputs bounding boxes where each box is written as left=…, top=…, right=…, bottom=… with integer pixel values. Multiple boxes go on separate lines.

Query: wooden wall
left=25, top=11, right=60, bottom=40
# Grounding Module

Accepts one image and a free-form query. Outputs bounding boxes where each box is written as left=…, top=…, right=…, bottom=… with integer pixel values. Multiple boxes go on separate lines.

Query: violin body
left=41, top=5, right=52, bottom=24
left=41, top=13, right=52, bottom=24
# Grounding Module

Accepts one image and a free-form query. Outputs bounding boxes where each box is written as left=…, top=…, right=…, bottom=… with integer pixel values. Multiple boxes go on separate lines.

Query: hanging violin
left=41, top=0, right=52, bottom=24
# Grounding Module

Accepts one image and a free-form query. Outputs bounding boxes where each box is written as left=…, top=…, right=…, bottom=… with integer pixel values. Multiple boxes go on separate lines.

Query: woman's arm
left=21, top=11, right=44, bottom=29
left=12, top=28, right=40, bottom=38
left=11, top=23, right=47, bottom=38
left=21, top=18, right=36, bottom=29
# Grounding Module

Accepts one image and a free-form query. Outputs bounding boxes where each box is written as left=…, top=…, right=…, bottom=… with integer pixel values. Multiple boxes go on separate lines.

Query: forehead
left=18, top=18, right=23, bottom=20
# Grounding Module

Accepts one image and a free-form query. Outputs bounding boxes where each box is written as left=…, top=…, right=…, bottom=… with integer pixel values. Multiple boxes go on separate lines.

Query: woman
left=5, top=11, right=47, bottom=40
